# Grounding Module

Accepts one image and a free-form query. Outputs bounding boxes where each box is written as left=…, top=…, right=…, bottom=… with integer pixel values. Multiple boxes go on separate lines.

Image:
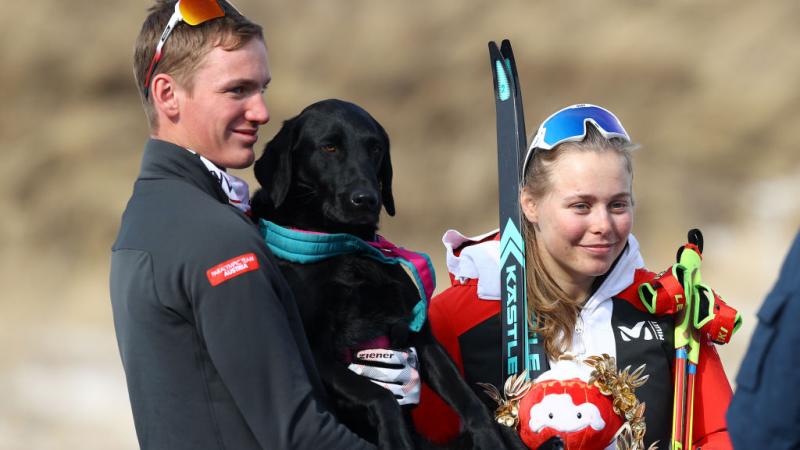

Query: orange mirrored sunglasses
left=142, top=0, right=229, bottom=99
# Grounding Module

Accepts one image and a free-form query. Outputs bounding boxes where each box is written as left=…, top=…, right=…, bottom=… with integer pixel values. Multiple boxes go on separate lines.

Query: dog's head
left=252, top=99, right=394, bottom=238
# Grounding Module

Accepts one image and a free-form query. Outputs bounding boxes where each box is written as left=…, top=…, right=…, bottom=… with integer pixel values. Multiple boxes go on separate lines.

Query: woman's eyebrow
left=563, top=192, right=631, bottom=202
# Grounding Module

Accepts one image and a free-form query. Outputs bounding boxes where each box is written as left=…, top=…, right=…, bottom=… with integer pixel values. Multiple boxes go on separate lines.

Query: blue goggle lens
left=539, top=105, right=629, bottom=149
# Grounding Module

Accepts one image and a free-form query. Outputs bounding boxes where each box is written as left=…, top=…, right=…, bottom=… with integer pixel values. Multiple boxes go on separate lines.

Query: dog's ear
left=376, top=124, right=395, bottom=216
left=254, top=117, right=296, bottom=210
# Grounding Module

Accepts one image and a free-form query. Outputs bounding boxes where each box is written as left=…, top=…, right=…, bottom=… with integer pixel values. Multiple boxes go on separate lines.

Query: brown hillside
left=1, top=1, right=798, bottom=447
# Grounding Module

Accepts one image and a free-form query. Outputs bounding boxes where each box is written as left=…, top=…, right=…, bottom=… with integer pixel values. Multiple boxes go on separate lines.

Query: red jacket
left=412, top=234, right=732, bottom=449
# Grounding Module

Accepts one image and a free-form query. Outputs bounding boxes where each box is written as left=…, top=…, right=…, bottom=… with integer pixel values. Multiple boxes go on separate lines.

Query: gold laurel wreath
left=477, top=369, right=533, bottom=428
left=585, top=354, right=658, bottom=450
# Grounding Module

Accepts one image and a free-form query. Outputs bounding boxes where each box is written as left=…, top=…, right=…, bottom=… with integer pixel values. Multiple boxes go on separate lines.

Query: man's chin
left=226, top=151, right=256, bottom=170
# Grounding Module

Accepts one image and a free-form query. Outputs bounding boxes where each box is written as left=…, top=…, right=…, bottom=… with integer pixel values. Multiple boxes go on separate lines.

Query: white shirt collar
left=185, top=148, right=252, bottom=214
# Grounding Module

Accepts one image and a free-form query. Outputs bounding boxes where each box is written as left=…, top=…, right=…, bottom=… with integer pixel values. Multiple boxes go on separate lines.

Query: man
left=727, top=231, right=800, bottom=450
left=111, top=1, right=415, bottom=448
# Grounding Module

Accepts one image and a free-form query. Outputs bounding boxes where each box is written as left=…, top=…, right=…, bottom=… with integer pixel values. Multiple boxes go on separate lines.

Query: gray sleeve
left=190, top=245, right=375, bottom=450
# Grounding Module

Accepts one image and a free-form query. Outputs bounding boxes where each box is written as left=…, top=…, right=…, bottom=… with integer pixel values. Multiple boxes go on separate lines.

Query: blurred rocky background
left=1, top=0, right=798, bottom=448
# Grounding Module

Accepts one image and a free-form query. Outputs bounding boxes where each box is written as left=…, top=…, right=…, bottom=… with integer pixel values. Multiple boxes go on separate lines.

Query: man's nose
left=246, top=95, right=269, bottom=125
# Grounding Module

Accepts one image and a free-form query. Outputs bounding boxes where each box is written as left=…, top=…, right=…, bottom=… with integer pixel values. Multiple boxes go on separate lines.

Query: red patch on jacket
left=206, top=253, right=259, bottom=286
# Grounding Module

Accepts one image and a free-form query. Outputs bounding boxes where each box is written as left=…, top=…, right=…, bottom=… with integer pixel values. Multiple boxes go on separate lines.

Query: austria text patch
left=206, top=253, right=259, bottom=286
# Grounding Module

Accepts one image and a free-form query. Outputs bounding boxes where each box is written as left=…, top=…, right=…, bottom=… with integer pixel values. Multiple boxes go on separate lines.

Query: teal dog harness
left=259, top=220, right=435, bottom=332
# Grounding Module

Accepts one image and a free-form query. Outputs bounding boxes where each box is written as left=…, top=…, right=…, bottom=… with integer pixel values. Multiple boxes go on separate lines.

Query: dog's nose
left=350, top=191, right=379, bottom=209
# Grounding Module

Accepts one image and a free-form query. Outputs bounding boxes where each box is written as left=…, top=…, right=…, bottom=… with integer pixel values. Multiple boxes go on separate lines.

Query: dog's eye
left=321, top=145, right=338, bottom=153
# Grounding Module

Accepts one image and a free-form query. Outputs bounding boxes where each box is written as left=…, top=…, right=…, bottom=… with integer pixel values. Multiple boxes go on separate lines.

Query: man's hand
left=347, top=347, right=421, bottom=406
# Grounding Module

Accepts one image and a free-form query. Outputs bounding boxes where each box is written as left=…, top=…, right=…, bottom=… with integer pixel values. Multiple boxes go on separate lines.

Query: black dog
left=251, top=99, right=506, bottom=449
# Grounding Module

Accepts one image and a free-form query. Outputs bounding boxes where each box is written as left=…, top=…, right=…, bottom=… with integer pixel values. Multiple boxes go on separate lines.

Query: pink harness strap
left=370, top=236, right=436, bottom=302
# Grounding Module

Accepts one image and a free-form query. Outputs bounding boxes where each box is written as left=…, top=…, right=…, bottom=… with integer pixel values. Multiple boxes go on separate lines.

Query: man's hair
left=133, top=0, right=264, bottom=129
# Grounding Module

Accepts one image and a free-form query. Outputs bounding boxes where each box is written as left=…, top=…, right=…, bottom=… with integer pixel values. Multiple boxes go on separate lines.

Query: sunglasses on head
left=522, top=104, right=631, bottom=177
left=142, top=0, right=234, bottom=99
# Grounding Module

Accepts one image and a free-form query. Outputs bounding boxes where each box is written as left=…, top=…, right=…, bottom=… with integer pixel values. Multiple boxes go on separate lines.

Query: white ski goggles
left=522, top=104, right=631, bottom=177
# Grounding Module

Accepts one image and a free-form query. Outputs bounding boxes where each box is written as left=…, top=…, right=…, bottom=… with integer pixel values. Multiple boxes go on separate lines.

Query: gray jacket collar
left=138, top=139, right=228, bottom=205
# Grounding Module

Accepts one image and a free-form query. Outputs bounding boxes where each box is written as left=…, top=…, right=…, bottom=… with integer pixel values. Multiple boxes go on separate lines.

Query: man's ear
left=151, top=73, right=181, bottom=120
left=520, top=187, right=538, bottom=224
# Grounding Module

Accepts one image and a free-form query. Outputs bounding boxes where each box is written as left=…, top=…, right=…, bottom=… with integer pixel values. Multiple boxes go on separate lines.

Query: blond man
left=110, top=1, right=400, bottom=448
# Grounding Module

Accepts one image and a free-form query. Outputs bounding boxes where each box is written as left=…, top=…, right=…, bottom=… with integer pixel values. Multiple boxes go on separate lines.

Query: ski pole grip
left=688, top=228, right=703, bottom=253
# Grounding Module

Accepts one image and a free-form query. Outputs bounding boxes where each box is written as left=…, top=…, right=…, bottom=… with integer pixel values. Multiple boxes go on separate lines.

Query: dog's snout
left=350, top=190, right=379, bottom=209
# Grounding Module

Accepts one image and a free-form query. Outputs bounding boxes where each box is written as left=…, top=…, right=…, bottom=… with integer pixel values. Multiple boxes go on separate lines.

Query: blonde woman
left=413, top=105, right=733, bottom=449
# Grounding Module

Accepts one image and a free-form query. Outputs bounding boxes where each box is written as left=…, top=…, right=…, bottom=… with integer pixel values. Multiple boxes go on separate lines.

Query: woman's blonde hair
left=522, top=123, right=636, bottom=357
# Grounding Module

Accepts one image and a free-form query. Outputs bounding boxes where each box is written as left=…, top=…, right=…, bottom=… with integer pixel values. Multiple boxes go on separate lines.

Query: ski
left=489, top=40, right=544, bottom=382
left=499, top=40, right=528, bottom=176
left=499, top=40, right=546, bottom=380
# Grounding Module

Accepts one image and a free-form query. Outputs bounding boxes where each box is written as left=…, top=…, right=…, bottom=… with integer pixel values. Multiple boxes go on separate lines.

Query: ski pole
left=685, top=254, right=720, bottom=448
left=670, top=270, right=691, bottom=450
left=641, top=229, right=739, bottom=448
left=671, top=229, right=703, bottom=450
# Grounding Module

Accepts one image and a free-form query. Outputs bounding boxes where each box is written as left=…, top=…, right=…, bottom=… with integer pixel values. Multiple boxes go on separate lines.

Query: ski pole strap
left=632, top=266, right=742, bottom=345
left=695, top=285, right=742, bottom=344
left=637, top=264, right=688, bottom=315
left=259, top=220, right=435, bottom=332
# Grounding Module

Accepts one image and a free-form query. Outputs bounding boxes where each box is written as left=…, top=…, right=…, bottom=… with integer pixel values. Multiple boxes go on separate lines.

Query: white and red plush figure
left=517, top=357, right=625, bottom=450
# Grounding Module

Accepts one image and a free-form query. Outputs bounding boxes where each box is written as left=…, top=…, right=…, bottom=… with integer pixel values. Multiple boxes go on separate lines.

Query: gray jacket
left=111, top=139, right=373, bottom=450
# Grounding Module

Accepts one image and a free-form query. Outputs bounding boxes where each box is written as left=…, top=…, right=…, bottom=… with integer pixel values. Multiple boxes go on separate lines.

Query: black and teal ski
left=489, top=40, right=545, bottom=382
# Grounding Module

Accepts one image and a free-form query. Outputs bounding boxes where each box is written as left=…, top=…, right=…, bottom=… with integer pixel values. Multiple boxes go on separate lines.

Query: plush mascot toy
left=517, top=357, right=623, bottom=449
left=481, top=354, right=651, bottom=450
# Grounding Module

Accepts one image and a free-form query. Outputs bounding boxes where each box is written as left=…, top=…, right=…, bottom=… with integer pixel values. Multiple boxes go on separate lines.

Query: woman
left=412, top=105, right=733, bottom=449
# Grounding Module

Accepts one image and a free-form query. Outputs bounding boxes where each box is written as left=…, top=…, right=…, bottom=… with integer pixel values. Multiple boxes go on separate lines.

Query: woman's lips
left=581, top=243, right=616, bottom=255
